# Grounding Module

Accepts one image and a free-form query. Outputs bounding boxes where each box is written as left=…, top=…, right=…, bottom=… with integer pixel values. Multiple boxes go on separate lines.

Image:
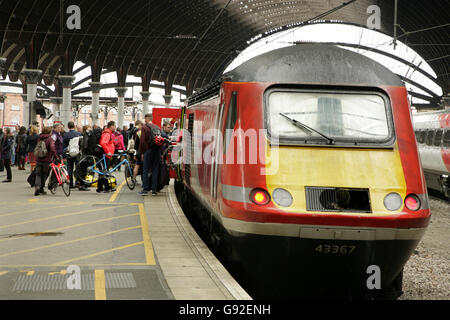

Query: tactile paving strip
left=13, top=272, right=136, bottom=291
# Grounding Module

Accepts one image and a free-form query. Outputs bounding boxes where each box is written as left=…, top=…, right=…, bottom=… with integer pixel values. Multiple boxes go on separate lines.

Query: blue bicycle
left=76, top=150, right=136, bottom=190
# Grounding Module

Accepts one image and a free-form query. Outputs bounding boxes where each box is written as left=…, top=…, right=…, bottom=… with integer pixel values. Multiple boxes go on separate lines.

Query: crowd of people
left=0, top=114, right=175, bottom=197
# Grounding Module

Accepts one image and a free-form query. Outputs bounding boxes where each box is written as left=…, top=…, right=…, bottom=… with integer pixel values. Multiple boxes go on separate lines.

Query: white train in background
left=413, top=109, right=450, bottom=199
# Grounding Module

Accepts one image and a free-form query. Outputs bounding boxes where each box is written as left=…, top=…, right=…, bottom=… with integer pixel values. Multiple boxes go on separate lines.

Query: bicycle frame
left=89, top=154, right=133, bottom=177
left=50, top=160, right=69, bottom=185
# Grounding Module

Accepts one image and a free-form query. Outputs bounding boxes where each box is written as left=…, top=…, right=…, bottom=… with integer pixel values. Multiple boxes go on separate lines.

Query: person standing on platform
left=63, top=121, right=82, bottom=189
left=0, top=128, right=4, bottom=173
left=112, top=128, right=126, bottom=171
left=26, top=125, right=40, bottom=172
left=122, top=125, right=129, bottom=149
left=132, top=120, right=143, bottom=182
left=15, top=126, right=27, bottom=170
left=139, top=113, right=162, bottom=196
left=34, top=127, right=56, bottom=195
left=51, top=124, right=64, bottom=158
left=1, top=128, right=14, bottom=183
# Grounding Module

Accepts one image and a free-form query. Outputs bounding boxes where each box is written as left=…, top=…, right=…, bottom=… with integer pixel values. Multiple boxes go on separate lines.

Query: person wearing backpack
left=63, top=121, right=86, bottom=190
left=34, top=127, right=56, bottom=196
left=139, top=113, right=163, bottom=196
left=26, top=125, right=40, bottom=172
left=1, top=128, right=14, bottom=183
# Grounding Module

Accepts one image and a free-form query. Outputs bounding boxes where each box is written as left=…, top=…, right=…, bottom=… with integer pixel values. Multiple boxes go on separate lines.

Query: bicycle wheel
left=124, top=163, right=136, bottom=190
left=60, top=166, right=71, bottom=197
left=76, top=155, right=103, bottom=186
left=48, top=170, right=57, bottom=194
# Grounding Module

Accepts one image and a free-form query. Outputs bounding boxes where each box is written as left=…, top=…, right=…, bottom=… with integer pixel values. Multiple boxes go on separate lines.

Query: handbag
left=27, top=169, right=36, bottom=187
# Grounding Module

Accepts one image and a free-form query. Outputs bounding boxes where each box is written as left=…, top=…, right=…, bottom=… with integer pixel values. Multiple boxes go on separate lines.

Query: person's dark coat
left=63, top=129, right=82, bottom=151
left=16, top=134, right=27, bottom=154
left=26, top=133, right=40, bottom=153
left=1, top=135, right=14, bottom=160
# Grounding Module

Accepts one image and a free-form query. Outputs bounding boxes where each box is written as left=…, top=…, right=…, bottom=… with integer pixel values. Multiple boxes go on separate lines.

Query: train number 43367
left=315, top=245, right=356, bottom=254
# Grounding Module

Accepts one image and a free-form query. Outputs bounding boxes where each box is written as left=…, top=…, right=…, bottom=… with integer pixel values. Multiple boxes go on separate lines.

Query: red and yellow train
left=175, top=44, right=431, bottom=299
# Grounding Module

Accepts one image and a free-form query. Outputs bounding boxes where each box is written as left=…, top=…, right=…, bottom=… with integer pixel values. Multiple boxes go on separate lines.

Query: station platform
left=0, top=168, right=251, bottom=300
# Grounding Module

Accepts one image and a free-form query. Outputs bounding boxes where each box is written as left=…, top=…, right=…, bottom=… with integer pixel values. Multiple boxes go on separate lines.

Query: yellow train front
left=176, top=44, right=431, bottom=299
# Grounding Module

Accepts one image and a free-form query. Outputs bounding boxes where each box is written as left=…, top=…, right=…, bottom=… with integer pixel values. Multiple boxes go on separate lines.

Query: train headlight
left=272, top=188, right=293, bottom=207
left=405, top=194, right=421, bottom=211
left=383, top=193, right=403, bottom=211
left=250, top=189, right=271, bottom=206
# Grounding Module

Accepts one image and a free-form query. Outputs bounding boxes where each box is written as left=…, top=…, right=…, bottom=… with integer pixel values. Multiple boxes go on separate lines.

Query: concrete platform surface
left=0, top=165, right=250, bottom=300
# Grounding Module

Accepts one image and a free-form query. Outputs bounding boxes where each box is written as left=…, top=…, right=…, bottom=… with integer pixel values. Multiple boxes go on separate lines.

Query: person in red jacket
left=35, top=126, right=57, bottom=196
left=100, top=121, right=116, bottom=157
left=97, top=121, right=116, bottom=193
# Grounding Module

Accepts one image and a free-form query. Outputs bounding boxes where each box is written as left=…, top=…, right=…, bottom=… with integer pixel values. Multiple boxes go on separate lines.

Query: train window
left=433, top=129, right=444, bottom=147
left=419, top=130, right=427, bottom=144
left=425, top=130, right=434, bottom=146
left=265, top=88, right=394, bottom=146
left=414, top=131, right=420, bottom=143
left=443, top=129, right=450, bottom=148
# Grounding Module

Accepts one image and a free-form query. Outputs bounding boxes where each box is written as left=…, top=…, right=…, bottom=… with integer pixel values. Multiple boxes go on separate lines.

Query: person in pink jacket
left=112, top=129, right=125, bottom=171
left=113, top=129, right=125, bottom=151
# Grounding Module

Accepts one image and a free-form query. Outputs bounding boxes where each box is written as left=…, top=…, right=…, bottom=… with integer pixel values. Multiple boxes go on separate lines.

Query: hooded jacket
left=36, top=133, right=57, bottom=163
left=99, top=128, right=115, bottom=158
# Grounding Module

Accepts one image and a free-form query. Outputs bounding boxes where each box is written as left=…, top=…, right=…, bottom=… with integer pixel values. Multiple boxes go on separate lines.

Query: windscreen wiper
left=279, top=113, right=334, bottom=145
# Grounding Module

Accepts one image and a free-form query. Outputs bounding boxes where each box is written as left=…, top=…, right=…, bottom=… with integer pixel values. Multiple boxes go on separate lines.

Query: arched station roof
left=0, top=0, right=448, bottom=94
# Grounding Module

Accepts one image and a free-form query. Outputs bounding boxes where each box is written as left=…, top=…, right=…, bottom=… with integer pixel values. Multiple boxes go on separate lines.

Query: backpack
left=34, top=140, right=48, bottom=158
left=68, top=136, right=82, bottom=157
left=147, top=124, right=164, bottom=149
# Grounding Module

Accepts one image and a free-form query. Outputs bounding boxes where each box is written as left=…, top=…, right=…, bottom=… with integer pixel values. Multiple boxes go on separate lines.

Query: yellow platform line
left=0, top=271, right=8, bottom=276
left=52, top=241, right=144, bottom=265
left=109, top=181, right=126, bottom=202
left=0, top=225, right=141, bottom=258
left=138, top=203, right=156, bottom=265
left=0, top=203, right=78, bottom=218
left=95, top=270, right=106, bottom=300
left=0, top=212, right=139, bottom=244
left=0, top=204, right=129, bottom=230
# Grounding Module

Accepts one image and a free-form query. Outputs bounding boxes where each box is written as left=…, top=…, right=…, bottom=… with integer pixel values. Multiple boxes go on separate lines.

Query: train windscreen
left=265, top=89, right=394, bottom=146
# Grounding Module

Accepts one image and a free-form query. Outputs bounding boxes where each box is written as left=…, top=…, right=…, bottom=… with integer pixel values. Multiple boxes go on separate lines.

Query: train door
left=211, top=102, right=225, bottom=199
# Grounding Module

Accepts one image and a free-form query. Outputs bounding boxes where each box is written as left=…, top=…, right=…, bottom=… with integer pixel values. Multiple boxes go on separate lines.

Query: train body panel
left=177, top=44, right=432, bottom=298
left=413, top=110, right=450, bottom=197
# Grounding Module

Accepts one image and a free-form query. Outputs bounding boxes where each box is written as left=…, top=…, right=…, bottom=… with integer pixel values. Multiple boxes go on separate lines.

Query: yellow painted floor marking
left=0, top=271, right=8, bottom=276
left=0, top=203, right=76, bottom=218
left=48, top=270, right=67, bottom=276
left=19, top=270, right=34, bottom=276
left=0, top=204, right=129, bottom=230
left=94, top=270, right=106, bottom=300
left=53, top=241, right=144, bottom=265
left=0, top=213, right=139, bottom=244
left=28, top=199, right=40, bottom=203
left=109, top=181, right=126, bottom=202
left=0, top=225, right=141, bottom=258
left=138, top=203, right=156, bottom=265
